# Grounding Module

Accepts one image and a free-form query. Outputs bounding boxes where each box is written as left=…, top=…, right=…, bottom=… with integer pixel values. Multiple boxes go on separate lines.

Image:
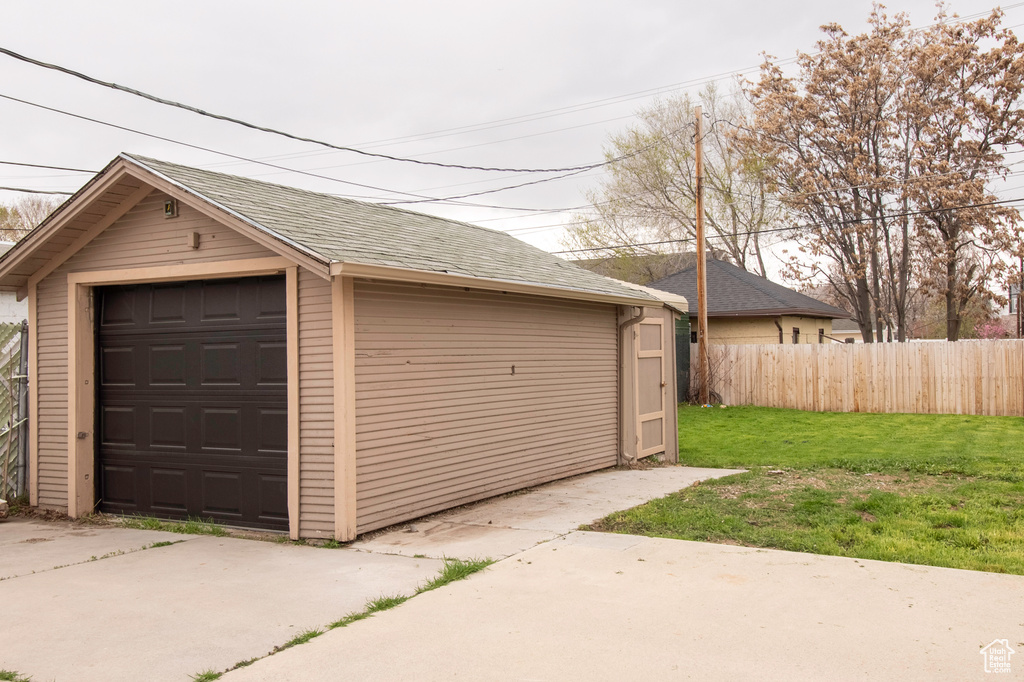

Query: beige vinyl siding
left=33, top=189, right=317, bottom=510
left=353, top=281, right=619, bottom=533
left=297, top=269, right=335, bottom=536
left=36, top=274, right=69, bottom=506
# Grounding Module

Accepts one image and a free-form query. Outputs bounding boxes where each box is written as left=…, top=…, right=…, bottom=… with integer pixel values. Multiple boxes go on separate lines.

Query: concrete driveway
left=225, top=532, right=1024, bottom=682
left=0, top=465, right=741, bottom=681
left=0, top=519, right=443, bottom=682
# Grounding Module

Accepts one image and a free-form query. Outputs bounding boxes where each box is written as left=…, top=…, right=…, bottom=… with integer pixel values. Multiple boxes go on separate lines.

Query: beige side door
left=635, top=317, right=666, bottom=457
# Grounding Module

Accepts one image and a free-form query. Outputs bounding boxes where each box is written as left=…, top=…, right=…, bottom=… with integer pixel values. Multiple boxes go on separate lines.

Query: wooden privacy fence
left=692, top=340, right=1024, bottom=416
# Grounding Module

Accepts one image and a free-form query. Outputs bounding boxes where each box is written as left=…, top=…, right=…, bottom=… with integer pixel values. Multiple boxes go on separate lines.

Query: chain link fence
left=0, top=321, right=29, bottom=501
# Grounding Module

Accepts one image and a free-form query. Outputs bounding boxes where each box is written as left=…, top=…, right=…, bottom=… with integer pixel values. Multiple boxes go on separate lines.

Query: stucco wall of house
left=701, top=316, right=834, bottom=345
left=0, top=291, right=27, bottom=325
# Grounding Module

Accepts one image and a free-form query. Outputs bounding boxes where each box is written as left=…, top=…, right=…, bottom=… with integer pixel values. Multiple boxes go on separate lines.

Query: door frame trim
left=635, top=316, right=667, bottom=458
left=65, top=257, right=299, bottom=537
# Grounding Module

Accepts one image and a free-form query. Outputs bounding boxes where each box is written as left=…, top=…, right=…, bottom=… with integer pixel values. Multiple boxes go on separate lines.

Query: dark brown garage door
left=96, top=275, right=288, bottom=530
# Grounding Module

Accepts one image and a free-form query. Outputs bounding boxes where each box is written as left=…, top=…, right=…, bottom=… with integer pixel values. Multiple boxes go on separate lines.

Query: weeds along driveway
left=0, top=518, right=443, bottom=682
left=224, top=532, right=1024, bottom=682
left=0, top=466, right=745, bottom=681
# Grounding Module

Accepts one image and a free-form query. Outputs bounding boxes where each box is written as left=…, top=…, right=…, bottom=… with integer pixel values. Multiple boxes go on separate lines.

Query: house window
left=792, top=327, right=800, bottom=344
left=818, top=328, right=825, bottom=343
left=690, top=331, right=697, bottom=344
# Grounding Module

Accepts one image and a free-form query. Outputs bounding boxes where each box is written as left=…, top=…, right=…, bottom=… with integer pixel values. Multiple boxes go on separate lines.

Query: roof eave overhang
left=700, top=309, right=850, bottom=319
left=0, top=156, right=131, bottom=292
left=0, top=157, right=337, bottom=295
left=330, top=261, right=666, bottom=309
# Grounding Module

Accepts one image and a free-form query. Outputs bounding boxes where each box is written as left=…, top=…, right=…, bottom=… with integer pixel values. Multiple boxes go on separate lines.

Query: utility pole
left=695, top=106, right=710, bottom=405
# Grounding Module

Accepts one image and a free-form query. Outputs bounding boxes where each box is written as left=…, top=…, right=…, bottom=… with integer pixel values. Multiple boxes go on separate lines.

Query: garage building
left=0, top=154, right=683, bottom=540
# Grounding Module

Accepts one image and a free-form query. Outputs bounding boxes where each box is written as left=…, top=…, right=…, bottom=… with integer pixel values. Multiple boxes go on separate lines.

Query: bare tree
left=564, top=85, right=786, bottom=283
left=0, top=196, right=62, bottom=242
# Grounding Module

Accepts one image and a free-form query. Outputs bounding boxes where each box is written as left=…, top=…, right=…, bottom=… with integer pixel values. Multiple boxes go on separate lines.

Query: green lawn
left=589, top=406, right=1024, bottom=574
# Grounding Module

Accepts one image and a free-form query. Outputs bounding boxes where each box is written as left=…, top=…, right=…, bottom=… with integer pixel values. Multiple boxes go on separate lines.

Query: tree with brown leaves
left=746, top=7, right=1024, bottom=341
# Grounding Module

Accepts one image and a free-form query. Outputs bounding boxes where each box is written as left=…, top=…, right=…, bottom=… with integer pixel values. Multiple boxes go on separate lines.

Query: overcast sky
left=3, top=0, right=1020, bottom=264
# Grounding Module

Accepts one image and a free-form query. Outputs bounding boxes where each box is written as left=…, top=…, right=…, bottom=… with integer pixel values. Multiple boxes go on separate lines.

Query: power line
left=384, top=123, right=693, bottom=206
left=195, top=2, right=1024, bottom=173
left=0, top=160, right=96, bottom=173
left=0, top=92, right=637, bottom=213
left=0, top=44, right=621, bottom=175
left=0, top=92, right=598, bottom=211
left=0, top=185, right=72, bottom=195
left=549, top=196, right=1024, bottom=255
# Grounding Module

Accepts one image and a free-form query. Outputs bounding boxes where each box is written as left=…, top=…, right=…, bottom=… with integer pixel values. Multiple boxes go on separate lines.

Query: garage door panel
left=150, top=345, right=187, bottom=385
left=150, top=282, right=187, bottom=323
left=201, top=471, right=243, bottom=515
left=100, top=465, right=136, bottom=505
left=257, top=408, right=288, bottom=453
left=101, top=406, right=136, bottom=446
left=150, top=468, right=188, bottom=512
left=100, top=347, right=136, bottom=386
left=256, top=342, right=288, bottom=385
left=258, top=474, right=288, bottom=520
left=100, top=286, right=137, bottom=326
left=257, top=278, right=287, bottom=317
left=150, top=407, right=187, bottom=448
left=98, top=276, right=288, bottom=530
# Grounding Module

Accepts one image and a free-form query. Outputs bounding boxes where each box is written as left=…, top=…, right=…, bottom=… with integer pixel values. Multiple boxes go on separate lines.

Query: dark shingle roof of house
left=124, top=154, right=655, bottom=302
left=647, top=259, right=849, bottom=319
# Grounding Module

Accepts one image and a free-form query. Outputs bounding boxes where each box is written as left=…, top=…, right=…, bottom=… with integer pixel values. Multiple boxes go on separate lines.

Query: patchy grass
left=195, top=556, right=494, bottom=680
left=0, top=670, right=32, bottom=682
left=588, top=406, right=1024, bottom=575
left=117, top=515, right=228, bottom=537
left=189, top=671, right=222, bottom=682
left=278, top=628, right=323, bottom=650
left=418, top=557, right=493, bottom=593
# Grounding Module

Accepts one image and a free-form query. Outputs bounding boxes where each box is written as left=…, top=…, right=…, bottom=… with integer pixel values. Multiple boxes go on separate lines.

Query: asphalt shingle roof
left=125, top=154, right=654, bottom=302
left=647, top=259, right=848, bottom=319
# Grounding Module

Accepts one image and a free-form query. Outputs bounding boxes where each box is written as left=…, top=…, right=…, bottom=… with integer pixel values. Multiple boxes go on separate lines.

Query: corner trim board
left=332, top=275, right=357, bottom=541
left=286, top=266, right=300, bottom=540
left=27, top=281, right=38, bottom=506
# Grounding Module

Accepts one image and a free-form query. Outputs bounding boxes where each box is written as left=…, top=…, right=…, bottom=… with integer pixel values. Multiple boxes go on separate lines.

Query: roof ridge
left=112, top=153, right=655, bottom=304
left=648, top=258, right=847, bottom=318
left=121, top=153, right=513, bottom=240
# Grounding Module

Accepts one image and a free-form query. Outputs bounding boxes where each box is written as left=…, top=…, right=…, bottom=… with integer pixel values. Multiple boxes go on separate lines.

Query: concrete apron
left=227, top=532, right=1024, bottom=682
left=0, top=466, right=739, bottom=681
left=352, top=466, right=744, bottom=560
left=0, top=519, right=443, bottom=682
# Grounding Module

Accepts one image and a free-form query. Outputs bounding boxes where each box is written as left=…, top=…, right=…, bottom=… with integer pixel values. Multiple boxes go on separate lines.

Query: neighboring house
left=998, top=283, right=1021, bottom=337
left=0, top=153, right=682, bottom=542
left=647, top=259, right=849, bottom=345
left=0, top=243, right=27, bottom=325
left=831, top=317, right=865, bottom=343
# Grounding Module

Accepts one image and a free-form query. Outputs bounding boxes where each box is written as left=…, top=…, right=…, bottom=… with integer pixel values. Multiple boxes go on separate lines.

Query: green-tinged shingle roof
left=124, top=154, right=655, bottom=303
